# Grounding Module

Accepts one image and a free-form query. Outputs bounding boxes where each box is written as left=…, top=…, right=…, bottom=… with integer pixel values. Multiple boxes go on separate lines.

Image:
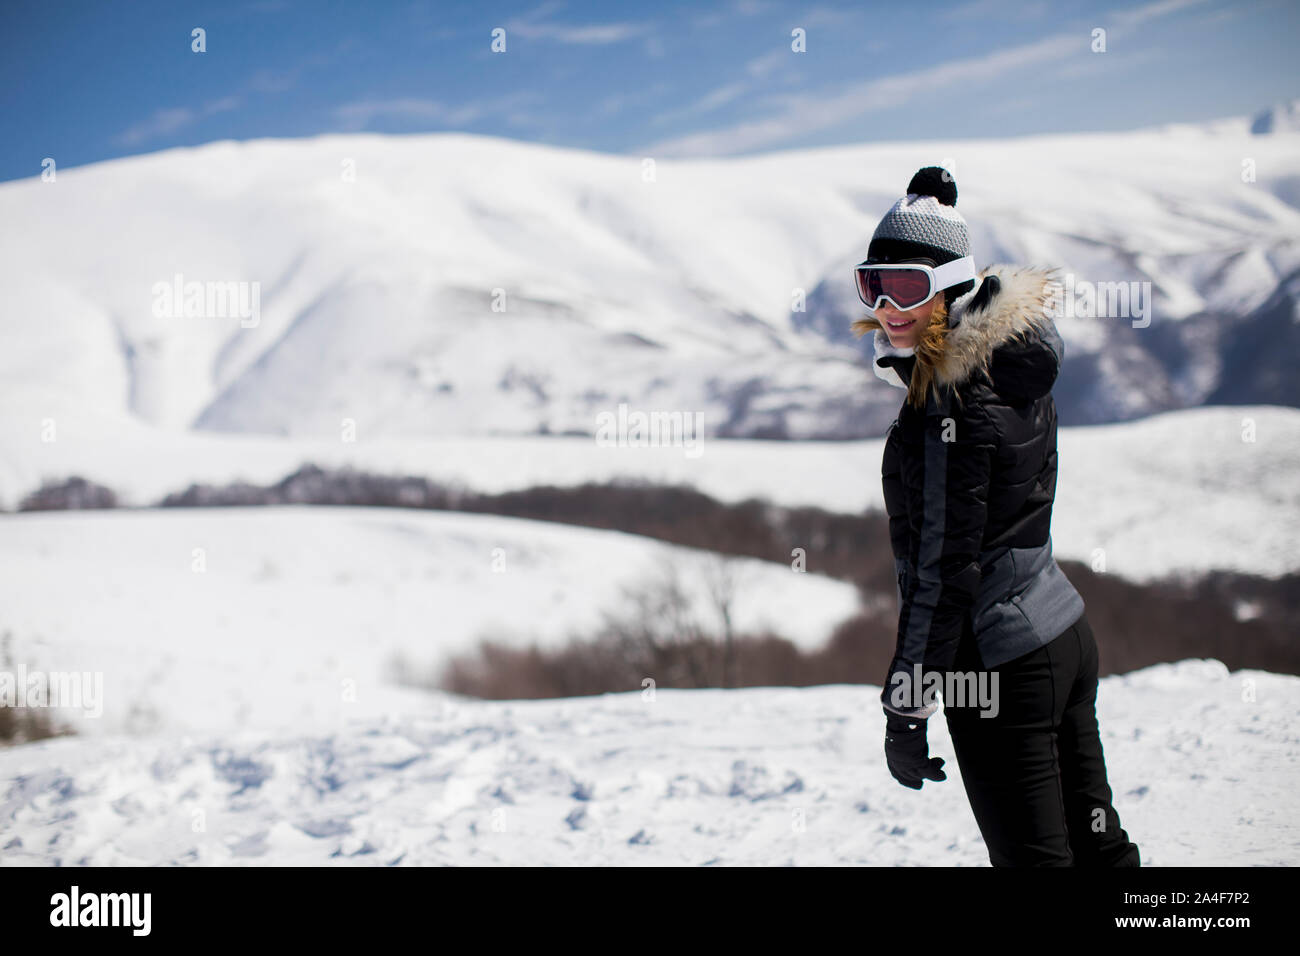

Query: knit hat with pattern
left=867, top=166, right=976, bottom=308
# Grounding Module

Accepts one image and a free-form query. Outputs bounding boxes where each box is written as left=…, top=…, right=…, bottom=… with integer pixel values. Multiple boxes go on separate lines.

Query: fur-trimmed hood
left=872, top=264, right=1065, bottom=402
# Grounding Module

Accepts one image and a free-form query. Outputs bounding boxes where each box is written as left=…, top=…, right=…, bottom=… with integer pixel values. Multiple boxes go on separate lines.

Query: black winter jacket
left=873, top=265, right=1084, bottom=719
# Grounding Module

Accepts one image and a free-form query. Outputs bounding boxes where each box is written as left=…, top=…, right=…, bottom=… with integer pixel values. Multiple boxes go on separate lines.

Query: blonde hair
left=852, top=297, right=955, bottom=410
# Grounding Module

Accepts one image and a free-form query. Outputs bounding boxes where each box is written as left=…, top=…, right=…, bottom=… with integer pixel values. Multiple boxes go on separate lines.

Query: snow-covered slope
left=0, top=507, right=861, bottom=738
left=3, top=405, right=1296, bottom=582
left=2, top=104, right=1298, bottom=442
left=0, top=661, right=1295, bottom=865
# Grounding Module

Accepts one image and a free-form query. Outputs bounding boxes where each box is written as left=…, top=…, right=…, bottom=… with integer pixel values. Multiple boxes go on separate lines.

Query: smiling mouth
left=885, top=317, right=916, bottom=330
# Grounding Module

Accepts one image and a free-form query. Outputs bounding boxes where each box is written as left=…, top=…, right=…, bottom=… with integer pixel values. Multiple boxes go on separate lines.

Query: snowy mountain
left=1, top=102, right=1298, bottom=442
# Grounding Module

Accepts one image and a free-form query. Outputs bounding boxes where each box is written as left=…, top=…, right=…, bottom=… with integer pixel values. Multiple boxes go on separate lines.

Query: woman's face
left=877, top=293, right=943, bottom=350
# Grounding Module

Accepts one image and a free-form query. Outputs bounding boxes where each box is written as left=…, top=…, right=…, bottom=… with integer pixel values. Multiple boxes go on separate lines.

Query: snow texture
left=1, top=663, right=1295, bottom=866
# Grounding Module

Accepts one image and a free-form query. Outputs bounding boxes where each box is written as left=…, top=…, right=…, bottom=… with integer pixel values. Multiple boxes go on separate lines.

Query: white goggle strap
left=930, top=255, right=977, bottom=291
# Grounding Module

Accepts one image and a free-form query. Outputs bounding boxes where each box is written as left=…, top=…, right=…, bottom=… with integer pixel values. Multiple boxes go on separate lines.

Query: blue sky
left=1, top=0, right=1297, bottom=182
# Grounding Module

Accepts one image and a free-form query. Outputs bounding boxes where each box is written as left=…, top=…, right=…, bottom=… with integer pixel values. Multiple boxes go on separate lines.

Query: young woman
left=853, top=167, right=1141, bottom=867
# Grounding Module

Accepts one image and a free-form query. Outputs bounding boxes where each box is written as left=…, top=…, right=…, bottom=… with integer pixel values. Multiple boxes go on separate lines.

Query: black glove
left=883, top=707, right=947, bottom=790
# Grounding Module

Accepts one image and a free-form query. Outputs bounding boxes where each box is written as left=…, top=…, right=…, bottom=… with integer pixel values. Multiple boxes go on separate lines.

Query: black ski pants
left=943, top=611, right=1142, bottom=867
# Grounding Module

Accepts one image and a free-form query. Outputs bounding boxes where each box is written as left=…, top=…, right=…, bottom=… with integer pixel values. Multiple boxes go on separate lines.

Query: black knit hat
left=867, top=166, right=976, bottom=308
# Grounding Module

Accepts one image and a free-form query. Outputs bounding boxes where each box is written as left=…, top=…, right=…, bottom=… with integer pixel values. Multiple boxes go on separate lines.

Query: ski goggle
left=853, top=256, right=977, bottom=311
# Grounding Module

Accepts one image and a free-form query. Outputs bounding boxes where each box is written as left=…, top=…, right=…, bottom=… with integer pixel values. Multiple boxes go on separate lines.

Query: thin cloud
left=594, top=81, right=670, bottom=120
left=1112, top=0, right=1209, bottom=24
left=691, top=0, right=780, bottom=29
left=336, top=98, right=482, bottom=129
left=116, top=108, right=196, bottom=146
left=643, top=0, right=1210, bottom=156
left=731, top=0, right=779, bottom=14
left=248, top=68, right=300, bottom=94
left=112, top=42, right=348, bottom=148
left=510, top=21, right=648, bottom=43
left=940, top=0, right=1050, bottom=22
left=649, top=48, right=796, bottom=127
left=745, top=48, right=790, bottom=79
left=503, top=2, right=653, bottom=45
left=334, top=92, right=544, bottom=132
left=115, top=95, right=243, bottom=146
left=206, top=96, right=242, bottom=114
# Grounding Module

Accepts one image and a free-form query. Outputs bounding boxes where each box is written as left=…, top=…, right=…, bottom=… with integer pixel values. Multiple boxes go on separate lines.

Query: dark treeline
left=13, top=468, right=1300, bottom=692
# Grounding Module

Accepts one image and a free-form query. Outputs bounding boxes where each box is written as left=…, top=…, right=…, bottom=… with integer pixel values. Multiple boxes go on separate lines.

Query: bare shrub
left=0, top=703, right=66, bottom=746
left=0, top=631, right=73, bottom=747
left=418, top=556, right=897, bottom=700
